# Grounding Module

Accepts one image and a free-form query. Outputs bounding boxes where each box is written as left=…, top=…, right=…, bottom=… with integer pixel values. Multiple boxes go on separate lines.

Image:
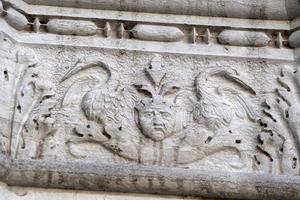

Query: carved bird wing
left=194, top=94, right=233, bottom=130
left=59, top=58, right=112, bottom=110
left=81, top=86, right=138, bottom=125
left=216, top=86, right=257, bottom=121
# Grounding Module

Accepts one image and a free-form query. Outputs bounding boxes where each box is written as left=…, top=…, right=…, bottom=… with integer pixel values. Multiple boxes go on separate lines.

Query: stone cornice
left=20, top=0, right=300, bottom=20
left=0, top=0, right=297, bottom=61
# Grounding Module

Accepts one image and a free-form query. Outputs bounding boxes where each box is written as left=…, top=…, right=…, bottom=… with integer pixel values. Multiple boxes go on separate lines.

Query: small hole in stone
left=88, top=134, right=93, bottom=137
left=86, top=124, right=90, bottom=128
left=276, top=99, right=280, bottom=103
left=44, top=114, right=51, bottom=118
left=149, top=66, right=152, bottom=69
left=254, top=155, right=261, bottom=165
left=259, top=122, right=267, bottom=128
left=280, top=146, right=284, bottom=152
left=229, top=130, right=232, bottom=133
left=280, top=72, right=284, bottom=77
left=3, top=70, right=9, bottom=80
left=119, top=126, right=122, bottom=131
left=292, top=157, right=297, bottom=169
left=235, top=139, right=241, bottom=144
left=17, top=105, right=21, bottom=112
left=205, top=136, right=212, bottom=144
left=270, top=132, right=274, bottom=136
left=33, top=119, right=39, bottom=130
left=102, top=130, right=112, bottom=139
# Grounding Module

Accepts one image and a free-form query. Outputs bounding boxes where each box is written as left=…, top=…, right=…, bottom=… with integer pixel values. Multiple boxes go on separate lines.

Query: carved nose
left=153, top=117, right=163, bottom=126
left=153, top=121, right=161, bottom=126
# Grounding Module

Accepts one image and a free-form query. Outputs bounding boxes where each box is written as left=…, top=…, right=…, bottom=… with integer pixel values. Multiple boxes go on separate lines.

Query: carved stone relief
left=0, top=29, right=298, bottom=177
left=0, top=0, right=299, bottom=199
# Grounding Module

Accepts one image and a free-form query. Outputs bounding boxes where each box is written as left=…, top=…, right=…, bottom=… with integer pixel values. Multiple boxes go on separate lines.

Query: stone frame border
left=0, top=155, right=300, bottom=199
left=0, top=1, right=300, bottom=199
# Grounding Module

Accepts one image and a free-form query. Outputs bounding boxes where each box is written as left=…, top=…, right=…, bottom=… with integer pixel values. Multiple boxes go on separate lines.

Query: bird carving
left=60, top=58, right=138, bottom=147
left=193, top=67, right=257, bottom=137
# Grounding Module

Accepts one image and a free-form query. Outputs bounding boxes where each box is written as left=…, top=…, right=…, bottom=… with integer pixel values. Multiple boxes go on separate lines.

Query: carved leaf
left=133, top=82, right=154, bottom=98
left=159, top=81, right=180, bottom=96
left=217, top=86, right=257, bottom=121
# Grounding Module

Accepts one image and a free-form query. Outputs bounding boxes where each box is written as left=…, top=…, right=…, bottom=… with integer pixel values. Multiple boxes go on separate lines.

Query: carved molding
left=0, top=1, right=300, bottom=199
left=0, top=0, right=297, bottom=62
left=21, top=0, right=300, bottom=20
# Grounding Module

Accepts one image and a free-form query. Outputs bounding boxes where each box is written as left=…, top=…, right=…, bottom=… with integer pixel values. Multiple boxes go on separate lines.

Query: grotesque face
left=137, top=102, right=176, bottom=141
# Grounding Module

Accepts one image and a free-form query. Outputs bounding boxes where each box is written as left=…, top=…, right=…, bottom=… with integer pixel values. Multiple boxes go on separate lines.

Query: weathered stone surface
left=46, top=19, right=98, bottom=36
left=131, top=24, right=184, bottom=42
left=0, top=182, right=205, bottom=200
left=23, top=0, right=300, bottom=20
left=218, top=30, right=271, bottom=47
left=0, top=1, right=299, bottom=199
left=289, top=30, right=300, bottom=48
left=4, top=8, right=28, bottom=31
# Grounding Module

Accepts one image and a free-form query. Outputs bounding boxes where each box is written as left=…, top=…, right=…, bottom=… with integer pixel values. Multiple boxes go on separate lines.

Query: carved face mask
left=137, top=102, right=176, bottom=141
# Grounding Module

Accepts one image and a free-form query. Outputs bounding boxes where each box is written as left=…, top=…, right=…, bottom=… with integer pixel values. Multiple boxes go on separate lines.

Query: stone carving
left=46, top=19, right=98, bottom=36
left=255, top=130, right=285, bottom=174
left=33, top=17, right=40, bottom=33
left=203, top=28, right=212, bottom=44
left=61, top=54, right=263, bottom=170
left=4, top=8, right=29, bottom=31
left=118, top=23, right=125, bottom=39
left=275, top=32, right=284, bottom=49
left=0, top=1, right=291, bottom=51
left=0, top=32, right=297, bottom=176
left=0, top=33, right=57, bottom=158
left=258, top=66, right=300, bottom=175
left=193, top=67, right=257, bottom=138
left=133, top=55, right=181, bottom=141
left=130, top=24, right=184, bottom=42
left=288, top=29, right=300, bottom=48
left=218, top=30, right=271, bottom=47
left=104, top=22, right=112, bottom=38
left=190, top=27, right=198, bottom=43
left=0, top=1, right=299, bottom=198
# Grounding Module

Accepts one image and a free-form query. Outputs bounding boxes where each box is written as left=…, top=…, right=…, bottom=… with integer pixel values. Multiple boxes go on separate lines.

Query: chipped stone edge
left=0, top=154, right=299, bottom=200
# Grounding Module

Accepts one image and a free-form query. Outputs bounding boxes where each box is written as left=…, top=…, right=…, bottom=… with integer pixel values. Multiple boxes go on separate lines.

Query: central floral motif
left=134, top=55, right=180, bottom=141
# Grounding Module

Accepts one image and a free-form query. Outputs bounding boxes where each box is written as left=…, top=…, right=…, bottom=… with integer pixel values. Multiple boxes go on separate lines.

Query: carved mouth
left=153, top=126, right=165, bottom=132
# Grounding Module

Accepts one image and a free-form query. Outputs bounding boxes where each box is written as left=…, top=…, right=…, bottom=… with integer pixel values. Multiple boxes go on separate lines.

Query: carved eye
left=160, top=112, right=171, bottom=119
left=143, top=112, right=153, bottom=118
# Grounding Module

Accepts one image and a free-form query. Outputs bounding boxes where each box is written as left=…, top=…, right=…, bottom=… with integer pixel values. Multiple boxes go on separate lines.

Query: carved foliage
left=0, top=33, right=57, bottom=158
left=258, top=66, right=300, bottom=175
